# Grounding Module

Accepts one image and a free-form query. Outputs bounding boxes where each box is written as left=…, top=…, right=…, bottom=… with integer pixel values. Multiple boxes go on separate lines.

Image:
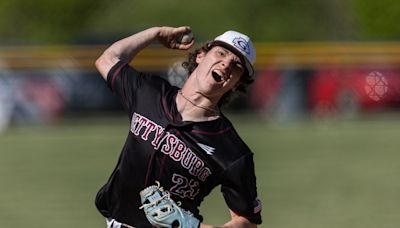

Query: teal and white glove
left=139, top=181, right=200, bottom=228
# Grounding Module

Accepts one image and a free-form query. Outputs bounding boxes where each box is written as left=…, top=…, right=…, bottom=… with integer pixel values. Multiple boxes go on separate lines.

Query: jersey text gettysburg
left=131, top=112, right=212, bottom=182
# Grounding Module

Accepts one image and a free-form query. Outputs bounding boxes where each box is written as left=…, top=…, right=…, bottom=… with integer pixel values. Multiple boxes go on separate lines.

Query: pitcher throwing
left=95, top=26, right=262, bottom=228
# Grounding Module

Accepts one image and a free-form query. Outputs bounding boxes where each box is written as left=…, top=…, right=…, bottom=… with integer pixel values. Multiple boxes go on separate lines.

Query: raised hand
left=157, top=26, right=195, bottom=50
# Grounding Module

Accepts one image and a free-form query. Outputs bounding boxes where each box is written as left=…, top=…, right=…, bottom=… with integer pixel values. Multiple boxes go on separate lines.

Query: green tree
left=0, top=0, right=107, bottom=44
left=0, top=0, right=398, bottom=44
left=351, top=0, right=400, bottom=40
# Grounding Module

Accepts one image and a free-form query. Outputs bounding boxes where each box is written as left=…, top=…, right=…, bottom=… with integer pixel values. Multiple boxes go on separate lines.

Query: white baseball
left=178, top=32, right=193, bottom=44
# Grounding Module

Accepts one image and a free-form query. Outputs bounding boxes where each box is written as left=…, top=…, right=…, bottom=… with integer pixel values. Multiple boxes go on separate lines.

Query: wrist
left=145, top=26, right=163, bottom=40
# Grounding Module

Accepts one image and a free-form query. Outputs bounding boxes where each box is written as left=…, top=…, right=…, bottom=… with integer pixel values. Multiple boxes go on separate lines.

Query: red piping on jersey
left=191, top=127, right=232, bottom=135
left=110, top=63, right=126, bottom=91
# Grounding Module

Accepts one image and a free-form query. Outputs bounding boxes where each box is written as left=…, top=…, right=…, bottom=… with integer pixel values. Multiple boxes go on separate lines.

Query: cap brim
left=210, top=41, right=254, bottom=77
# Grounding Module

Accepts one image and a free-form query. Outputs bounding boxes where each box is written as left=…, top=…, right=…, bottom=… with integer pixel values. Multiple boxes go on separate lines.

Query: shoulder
left=220, top=116, right=252, bottom=155
left=107, top=61, right=172, bottom=91
left=191, top=115, right=253, bottom=166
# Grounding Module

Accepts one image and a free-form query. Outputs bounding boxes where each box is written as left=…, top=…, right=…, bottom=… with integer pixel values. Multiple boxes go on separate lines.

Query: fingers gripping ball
left=140, top=181, right=200, bottom=228
left=177, top=32, right=194, bottom=44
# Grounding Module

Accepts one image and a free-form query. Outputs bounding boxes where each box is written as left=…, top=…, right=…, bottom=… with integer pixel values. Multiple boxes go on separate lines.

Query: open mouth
left=212, top=71, right=223, bottom=82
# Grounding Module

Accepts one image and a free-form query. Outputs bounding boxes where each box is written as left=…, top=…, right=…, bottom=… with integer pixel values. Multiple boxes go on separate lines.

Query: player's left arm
left=200, top=209, right=257, bottom=228
left=217, top=153, right=262, bottom=227
left=140, top=181, right=259, bottom=228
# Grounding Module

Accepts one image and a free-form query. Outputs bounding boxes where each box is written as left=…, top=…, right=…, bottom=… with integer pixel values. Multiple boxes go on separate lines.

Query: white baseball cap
left=211, top=30, right=256, bottom=77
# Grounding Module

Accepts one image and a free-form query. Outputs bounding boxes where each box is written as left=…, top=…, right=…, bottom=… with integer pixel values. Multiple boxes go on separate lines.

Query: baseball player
left=95, top=26, right=262, bottom=228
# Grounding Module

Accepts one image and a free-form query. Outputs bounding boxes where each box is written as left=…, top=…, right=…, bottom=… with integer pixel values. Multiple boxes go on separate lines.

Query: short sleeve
left=107, top=61, right=171, bottom=117
left=221, top=153, right=262, bottom=224
left=105, top=61, right=142, bottom=113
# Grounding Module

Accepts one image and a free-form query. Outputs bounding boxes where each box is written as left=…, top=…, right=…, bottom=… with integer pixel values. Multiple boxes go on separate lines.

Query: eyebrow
left=216, top=47, right=242, bottom=63
left=217, top=46, right=230, bottom=53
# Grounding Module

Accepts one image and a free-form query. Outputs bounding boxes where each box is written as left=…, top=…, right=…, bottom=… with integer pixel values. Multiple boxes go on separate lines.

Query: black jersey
left=95, top=61, right=262, bottom=227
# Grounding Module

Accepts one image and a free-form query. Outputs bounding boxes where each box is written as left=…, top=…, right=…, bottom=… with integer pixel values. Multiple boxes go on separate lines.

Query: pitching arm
left=95, top=26, right=194, bottom=80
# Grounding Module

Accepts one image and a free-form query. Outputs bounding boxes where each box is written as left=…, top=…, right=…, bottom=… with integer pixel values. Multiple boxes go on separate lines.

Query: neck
left=176, top=90, right=220, bottom=122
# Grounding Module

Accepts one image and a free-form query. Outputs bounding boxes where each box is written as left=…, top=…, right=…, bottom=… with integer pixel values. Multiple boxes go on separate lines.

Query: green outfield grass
left=1, top=114, right=400, bottom=228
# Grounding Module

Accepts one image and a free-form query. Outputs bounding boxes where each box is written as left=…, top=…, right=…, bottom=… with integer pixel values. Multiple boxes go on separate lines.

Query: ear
left=196, top=50, right=206, bottom=64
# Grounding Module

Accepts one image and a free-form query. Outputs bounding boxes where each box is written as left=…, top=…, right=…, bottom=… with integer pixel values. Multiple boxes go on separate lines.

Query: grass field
left=1, top=114, right=400, bottom=228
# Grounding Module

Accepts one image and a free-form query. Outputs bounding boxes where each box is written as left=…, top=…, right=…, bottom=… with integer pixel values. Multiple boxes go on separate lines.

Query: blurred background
left=1, top=0, right=400, bottom=227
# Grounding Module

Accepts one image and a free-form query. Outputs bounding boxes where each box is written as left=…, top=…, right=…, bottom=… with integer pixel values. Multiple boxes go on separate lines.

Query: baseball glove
left=139, top=181, right=200, bottom=228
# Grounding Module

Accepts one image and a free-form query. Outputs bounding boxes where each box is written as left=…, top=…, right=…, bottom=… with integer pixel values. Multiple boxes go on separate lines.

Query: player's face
left=193, top=46, right=245, bottom=98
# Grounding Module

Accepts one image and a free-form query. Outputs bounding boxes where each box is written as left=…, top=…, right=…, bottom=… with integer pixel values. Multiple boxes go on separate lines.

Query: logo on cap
left=232, top=37, right=251, bottom=55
